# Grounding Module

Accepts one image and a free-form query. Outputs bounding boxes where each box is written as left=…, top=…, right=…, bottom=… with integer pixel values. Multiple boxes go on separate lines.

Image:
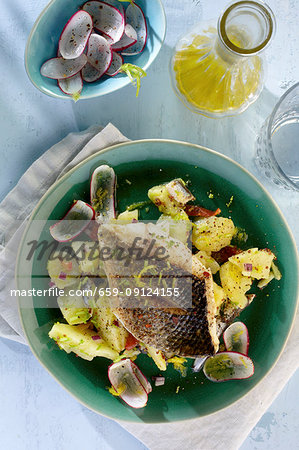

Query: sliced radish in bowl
left=87, top=34, right=112, bottom=76
left=82, top=62, right=102, bottom=83
left=223, top=322, right=249, bottom=355
left=58, top=10, right=93, bottom=59
left=106, top=51, right=124, bottom=76
left=58, top=72, right=83, bottom=97
left=102, top=0, right=124, bottom=16
left=203, top=352, right=254, bottom=382
left=50, top=200, right=95, bottom=242
left=122, top=2, right=147, bottom=55
left=40, top=54, right=87, bottom=79
left=82, top=1, right=124, bottom=43
left=108, top=359, right=149, bottom=408
left=112, top=24, right=137, bottom=52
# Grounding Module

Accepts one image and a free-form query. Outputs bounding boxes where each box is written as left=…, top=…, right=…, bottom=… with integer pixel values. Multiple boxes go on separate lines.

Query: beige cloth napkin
left=0, top=124, right=297, bottom=450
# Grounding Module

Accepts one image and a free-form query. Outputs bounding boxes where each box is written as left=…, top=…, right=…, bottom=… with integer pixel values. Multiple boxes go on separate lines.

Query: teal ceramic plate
left=16, top=140, right=298, bottom=423
left=25, top=0, right=166, bottom=99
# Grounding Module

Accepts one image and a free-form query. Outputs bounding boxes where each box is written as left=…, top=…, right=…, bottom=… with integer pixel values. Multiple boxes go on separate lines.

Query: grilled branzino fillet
left=98, top=222, right=219, bottom=357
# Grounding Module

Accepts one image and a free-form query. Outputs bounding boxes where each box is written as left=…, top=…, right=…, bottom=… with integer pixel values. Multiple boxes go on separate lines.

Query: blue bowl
left=25, top=0, right=166, bottom=99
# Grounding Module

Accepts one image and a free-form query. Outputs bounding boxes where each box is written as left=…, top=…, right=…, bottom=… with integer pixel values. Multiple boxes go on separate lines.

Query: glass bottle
left=171, top=1, right=276, bottom=118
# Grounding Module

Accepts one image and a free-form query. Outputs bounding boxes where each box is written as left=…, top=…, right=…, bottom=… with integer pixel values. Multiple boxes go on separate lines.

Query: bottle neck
left=214, top=35, right=244, bottom=65
left=217, top=1, right=275, bottom=59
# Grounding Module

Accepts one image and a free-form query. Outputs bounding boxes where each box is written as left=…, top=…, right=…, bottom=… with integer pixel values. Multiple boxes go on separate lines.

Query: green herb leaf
left=120, top=64, right=147, bottom=97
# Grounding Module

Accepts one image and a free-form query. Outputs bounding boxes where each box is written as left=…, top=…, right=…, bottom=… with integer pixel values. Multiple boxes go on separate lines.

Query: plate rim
left=16, top=138, right=299, bottom=423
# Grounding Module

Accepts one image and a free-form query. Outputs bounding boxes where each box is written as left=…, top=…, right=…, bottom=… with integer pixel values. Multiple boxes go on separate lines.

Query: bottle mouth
left=218, top=0, right=276, bottom=56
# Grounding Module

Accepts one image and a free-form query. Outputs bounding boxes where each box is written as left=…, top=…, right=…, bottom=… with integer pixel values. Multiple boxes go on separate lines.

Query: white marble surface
left=0, top=0, right=298, bottom=448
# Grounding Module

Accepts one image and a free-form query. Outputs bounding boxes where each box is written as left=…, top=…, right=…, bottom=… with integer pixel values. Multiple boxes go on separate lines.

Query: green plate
left=16, top=140, right=298, bottom=423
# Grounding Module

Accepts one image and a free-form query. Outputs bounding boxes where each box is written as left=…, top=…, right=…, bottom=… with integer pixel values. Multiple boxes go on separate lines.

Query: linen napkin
left=0, top=123, right=129, bottom=343
left=0, top=124, right=297, bottom=450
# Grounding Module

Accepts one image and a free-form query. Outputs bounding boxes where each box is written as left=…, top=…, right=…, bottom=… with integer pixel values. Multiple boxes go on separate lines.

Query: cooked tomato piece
left=125, top=333, right=139, bottom=350
left=185, top=205, right=221, bottom=217
left=211, top=245, right=242, bottom=264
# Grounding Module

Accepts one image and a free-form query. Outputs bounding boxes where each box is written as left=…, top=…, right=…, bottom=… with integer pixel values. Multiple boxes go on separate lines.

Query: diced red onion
left=92, top=335, right=101, bottom=341
left=49, top=281, right=56, bottom=288
left=152, top=376, right=165, bottom=386
left=58, top=272, right=67, bottom=280
left=243, top=263, right=252, bottom=272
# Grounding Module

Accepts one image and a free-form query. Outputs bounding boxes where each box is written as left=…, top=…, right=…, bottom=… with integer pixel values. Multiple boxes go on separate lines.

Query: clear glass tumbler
left=255, top=83, right=299, bottom=191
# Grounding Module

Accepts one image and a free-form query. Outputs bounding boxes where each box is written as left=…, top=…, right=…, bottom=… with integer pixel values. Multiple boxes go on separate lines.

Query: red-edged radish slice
left=223, top=322, right=249, bottom=355
left=90, top=165, right=116, bottom=222
left=41, top=54, right=87, bottom=79
left=82, top=1, right=124, bottom=43
left=134, top=365, right=152, bottom=394
left=108, top=359, right=149, bottom=409
left=86, top=34, right=112, bottom=76
left=106, top=51, right=124, bottom=76
left=203, top=352, right=254, bottom=382
left=122, top=3, right=147, bottom=55
left=50, top=200, right=95, bottom=242
left=193, top=356, right=207, bottom=372
left=166, top=179, right=195, bottom=205
left=58, top=72, right=83, bottom=96
left=112, top=24, right=137, bottom=51
left=81, top=62, right=102, bottom=82
left=102, top=0, right=124, bottom=16
left=58, top=11, right=93, bottom=59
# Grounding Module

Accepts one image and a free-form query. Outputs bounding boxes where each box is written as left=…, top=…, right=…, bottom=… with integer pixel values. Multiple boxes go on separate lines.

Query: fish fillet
left=98, top=222, right=219, bottom=357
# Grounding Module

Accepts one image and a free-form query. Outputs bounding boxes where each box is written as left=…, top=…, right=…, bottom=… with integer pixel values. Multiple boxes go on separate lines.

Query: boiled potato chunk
left=146, top=345, right=167, bottom=371
left=71, top=241, right=101, bottom=275
left=47, top=252, right=81, bottom=289
left=57, top=288, right=92, bottom=326
left=229, top=248, right=275, bottom=280
left=117, top=209, right=138, bottom=222
left=213, top=282, right=227, bottom=309
left=192, top=217, right=235, bottom=252
left=49, top=323, right=118, bottom=361
left=194, top=251, right=220, bottom=274
left=220, top=261, right=252, bottom=308
left=91, top=306, right=128, bottom=353
left=157, top=213, right=191, bottom=244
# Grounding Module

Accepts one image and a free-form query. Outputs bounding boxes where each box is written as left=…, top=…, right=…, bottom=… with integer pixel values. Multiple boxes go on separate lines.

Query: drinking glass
left=255, top=83, right=299, bottom=191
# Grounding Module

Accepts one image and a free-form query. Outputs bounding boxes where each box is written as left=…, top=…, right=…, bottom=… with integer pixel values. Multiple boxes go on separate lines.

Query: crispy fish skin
left=114, top=271, right=219, bottom=357
left=98, top=223, right=219, bottom=357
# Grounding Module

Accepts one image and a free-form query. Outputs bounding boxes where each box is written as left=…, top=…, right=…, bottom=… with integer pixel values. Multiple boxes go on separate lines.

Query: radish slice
left=86, top=34, right=112, bottom=76
left=58, top=72, right=83, bottom=96
left=90, top=165, right=116, bottom=222
left=108, top=359, right=149, bottom=409
left=50, top=200, right=95, bottom=242
left=58, top=11, right=93, bottom=59
left=203, top=352, right=254, bottom=382
left=112, top=24, right=137, bottom=51
left=81, top=62, right=102, bottom=82
left=223, top=322, right=249, bottom=355
left=166, top=179, right=195, bottom=205
left=102, top=0, right=124, bottom=16
left=122, top=3, right=147, bottom=55
left=106, top=51, right=124, bottom=76
left=82, top=1, right=124, bottom=43
left=134, top=365, right=152, bottom=394
left=41, top=54, right=87, bottom=79
left=193, top=356, right=207, bottom=372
